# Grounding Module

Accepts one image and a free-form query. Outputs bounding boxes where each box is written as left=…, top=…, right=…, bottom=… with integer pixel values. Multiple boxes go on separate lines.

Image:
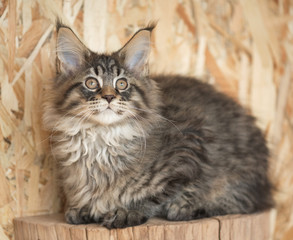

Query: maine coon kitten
left=43, top=22, right=273, bottom=229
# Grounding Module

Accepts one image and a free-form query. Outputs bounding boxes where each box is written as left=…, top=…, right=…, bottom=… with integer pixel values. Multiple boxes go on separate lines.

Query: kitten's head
left=44, top=23, right=160, bottom=133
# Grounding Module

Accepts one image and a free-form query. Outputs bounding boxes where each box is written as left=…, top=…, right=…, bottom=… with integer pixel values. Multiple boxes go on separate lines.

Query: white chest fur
left=53, top=124, right=144, bottom=214
left=54, top=124, right=141, bottom=166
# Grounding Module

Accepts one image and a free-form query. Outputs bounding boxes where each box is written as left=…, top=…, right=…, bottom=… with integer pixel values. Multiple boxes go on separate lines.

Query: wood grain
left=1, top=1, right=293, bottom=239
left=13, top=211, right=271, bottom=240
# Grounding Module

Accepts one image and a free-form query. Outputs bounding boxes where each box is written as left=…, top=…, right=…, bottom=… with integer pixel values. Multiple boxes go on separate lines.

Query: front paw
left=102, top=208, right=148, bottom=229
left=65, top=207, right=92, bottom=224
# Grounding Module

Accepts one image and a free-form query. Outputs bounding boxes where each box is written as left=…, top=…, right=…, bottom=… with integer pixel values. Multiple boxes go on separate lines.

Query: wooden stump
left=13, top=211, right=272, bottom=240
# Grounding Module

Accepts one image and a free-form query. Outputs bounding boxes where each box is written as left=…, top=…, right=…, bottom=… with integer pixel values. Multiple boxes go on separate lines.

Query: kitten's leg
left=101, top=208, right=147, bottom=229
left=65, top=206, right=94, bottom=224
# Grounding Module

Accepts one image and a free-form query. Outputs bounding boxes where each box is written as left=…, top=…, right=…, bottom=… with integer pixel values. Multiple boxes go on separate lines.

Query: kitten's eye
left=116, top=78, right=128, bottom=90
left=85, top=78, right=100, bottom=90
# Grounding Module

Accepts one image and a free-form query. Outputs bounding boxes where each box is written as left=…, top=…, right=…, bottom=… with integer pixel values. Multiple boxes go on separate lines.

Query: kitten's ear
left=118, top=25, right=155, bottom=75
left=56, top=25, right=88, bottom=74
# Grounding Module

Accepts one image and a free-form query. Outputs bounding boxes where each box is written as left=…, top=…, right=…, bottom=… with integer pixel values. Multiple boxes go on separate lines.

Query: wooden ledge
left=14, top=211, right=271, bottom=240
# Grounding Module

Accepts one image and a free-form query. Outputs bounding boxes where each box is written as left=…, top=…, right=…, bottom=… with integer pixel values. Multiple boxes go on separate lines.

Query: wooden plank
left=183, top=223, right=197, bottom=240
left=13, top=211, right=272, bottom=240
left=55, top=223, right=72, bottom=240
left=13, top=218, right=24, bottom=240
left=21, top=220, right=35, bottom=240
left=70, top=225, right=87, bottom=240
left=148, top=225, right=165, bottom=240
left=250, top=211, right=271, bottom=240
left=86, top=225, right=110, bottom=240
left=218, top=216, right=230, bottom=240
left=110, top=229, right=118, bottom=240
left=164, top=224, right=186, bottom=240
left=201, top=218, right=219, bottom=240
left=16, top=214, right=64, bottom=240
left=231, top=215, right=252, bottom=240
left=116, top=227, right=134, bottom=240
left=36, top=223, right=58, bottom=240
left=132, top=224, right=149, bottom=239
left=219, top=214, right=254, bottom=240
left=28, top=222, right=39, bottom=240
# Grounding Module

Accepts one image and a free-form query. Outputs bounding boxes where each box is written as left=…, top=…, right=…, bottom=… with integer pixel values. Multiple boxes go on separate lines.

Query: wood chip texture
left=0, top=0, right=292, bottom=239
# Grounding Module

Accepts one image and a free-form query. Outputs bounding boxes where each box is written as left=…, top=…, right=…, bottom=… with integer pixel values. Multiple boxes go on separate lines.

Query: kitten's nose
left=102, top=95, right=115, bottom=103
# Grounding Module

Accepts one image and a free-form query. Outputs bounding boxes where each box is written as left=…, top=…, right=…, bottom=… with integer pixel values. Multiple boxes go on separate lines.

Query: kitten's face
left=49, top=25, right=158, bottom=128
left=55, top=55, right=151, bottom=126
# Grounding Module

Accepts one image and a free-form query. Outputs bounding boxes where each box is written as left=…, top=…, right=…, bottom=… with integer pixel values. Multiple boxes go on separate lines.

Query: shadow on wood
left=13, top=211, right=271, bottom=240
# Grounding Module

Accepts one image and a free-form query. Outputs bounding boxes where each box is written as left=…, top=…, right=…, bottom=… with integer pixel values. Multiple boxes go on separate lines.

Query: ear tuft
left=118, top=25, right=155, bottom=75
left=143, top=21, right=157, bottom=32
left=56, top=18, right=66, bottom=32
left=56, top=25, right=87, bottom=74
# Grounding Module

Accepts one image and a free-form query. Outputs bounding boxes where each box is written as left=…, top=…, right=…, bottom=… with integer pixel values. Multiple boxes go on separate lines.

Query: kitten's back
left=152, top=75, right=273, bottom=213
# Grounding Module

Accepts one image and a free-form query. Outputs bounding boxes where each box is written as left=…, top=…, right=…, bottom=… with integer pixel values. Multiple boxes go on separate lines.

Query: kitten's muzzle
left=102, top=95, right=116, bottom=103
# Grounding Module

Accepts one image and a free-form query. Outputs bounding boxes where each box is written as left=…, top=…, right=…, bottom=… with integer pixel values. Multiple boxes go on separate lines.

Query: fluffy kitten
left=43, top=22, right=273, bottom=229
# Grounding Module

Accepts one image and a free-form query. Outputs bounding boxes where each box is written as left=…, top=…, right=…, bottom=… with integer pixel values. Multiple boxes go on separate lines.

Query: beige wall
left=0, top=0, right=292, bottom=239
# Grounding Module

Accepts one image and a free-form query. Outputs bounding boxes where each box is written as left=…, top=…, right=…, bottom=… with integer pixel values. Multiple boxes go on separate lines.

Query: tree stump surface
left=13, top=211, right=272, bottom=240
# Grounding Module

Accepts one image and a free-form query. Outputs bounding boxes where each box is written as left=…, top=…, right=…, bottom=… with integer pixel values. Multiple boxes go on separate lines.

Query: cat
left=43, top=21, right=274, bottom=229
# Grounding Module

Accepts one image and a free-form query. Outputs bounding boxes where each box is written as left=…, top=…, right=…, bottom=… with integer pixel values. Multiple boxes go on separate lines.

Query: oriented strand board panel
left=1, top=0, right=293, bottom=239
left=13, top=212, right=271, bottom=240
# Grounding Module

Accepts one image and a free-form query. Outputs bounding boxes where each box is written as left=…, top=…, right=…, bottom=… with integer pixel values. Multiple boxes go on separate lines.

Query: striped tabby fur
left=43, top=22, right=273, bottom=228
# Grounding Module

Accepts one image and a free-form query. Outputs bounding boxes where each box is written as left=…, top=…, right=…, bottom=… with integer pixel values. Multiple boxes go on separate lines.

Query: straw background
left=0, top=0, right=292, bottom=239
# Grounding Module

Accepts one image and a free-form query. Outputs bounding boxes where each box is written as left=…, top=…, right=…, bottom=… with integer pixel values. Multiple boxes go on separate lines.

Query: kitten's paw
left=166, top=203, right=193, bottom=221
left=165, top=201, right=207, bottom=221
left=167, top=205, right=208, bottom=221
left=102, top=208, right=148, bottom=229
left=65, top=207, right=92, bottom=224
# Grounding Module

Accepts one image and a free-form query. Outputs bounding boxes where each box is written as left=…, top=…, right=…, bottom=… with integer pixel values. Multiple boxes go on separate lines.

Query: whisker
left=122, top=109, right=148, bottom=161
left=39, top=105, right=88, bottom=145
left=127, top=105, right=183, bottom=135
